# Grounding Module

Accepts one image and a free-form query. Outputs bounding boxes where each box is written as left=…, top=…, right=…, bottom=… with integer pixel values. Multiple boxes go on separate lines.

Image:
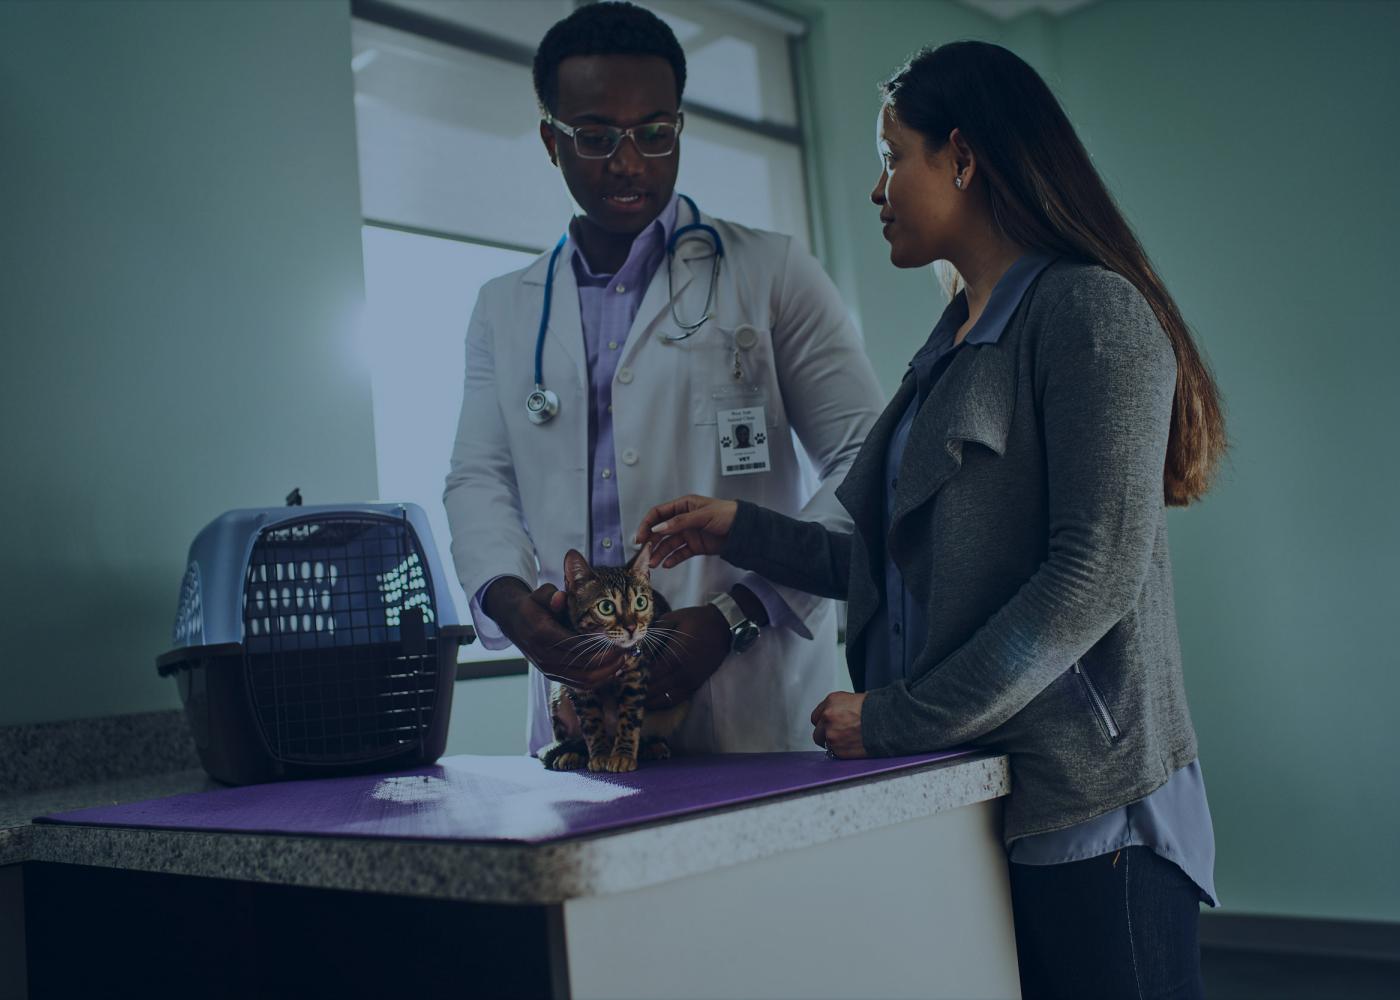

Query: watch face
left=732, top=620, right=761, bottom=652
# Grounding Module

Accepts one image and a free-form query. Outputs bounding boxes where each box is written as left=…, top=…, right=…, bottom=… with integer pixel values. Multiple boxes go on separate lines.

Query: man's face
left=540, top=54, right=681, bottom=237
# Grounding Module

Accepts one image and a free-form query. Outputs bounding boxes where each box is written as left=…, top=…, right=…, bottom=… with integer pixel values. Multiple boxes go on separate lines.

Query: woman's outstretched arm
left=636, top=496, right=852, bottom=600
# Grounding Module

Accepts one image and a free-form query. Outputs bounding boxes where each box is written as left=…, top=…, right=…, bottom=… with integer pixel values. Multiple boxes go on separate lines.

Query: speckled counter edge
left=0, top=825, right=32, bottom=867
left=0, top=709, right=198, bottom=797
left=27, top=753, right=1009, bottom=904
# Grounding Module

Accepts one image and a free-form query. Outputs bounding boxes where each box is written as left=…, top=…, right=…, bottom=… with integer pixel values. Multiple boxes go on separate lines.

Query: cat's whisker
left=560, top=634, right=619, bottom=666
left=554, top=633, right=602, bottom=650
left=645, top=633, right=686, bottom=670
left=643, top=627, right=694, bottom=648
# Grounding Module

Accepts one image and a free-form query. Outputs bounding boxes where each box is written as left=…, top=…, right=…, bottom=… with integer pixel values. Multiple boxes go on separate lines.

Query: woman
left=637, top=41, right=1225, bottom=1000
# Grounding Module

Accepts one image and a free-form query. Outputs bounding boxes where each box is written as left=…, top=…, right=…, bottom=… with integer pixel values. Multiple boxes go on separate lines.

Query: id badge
left=712, top=383, right=770, bottom=477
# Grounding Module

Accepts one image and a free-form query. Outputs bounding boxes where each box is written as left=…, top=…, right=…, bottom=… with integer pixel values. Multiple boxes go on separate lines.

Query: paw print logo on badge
left=716, top=406, right=771, bottom=477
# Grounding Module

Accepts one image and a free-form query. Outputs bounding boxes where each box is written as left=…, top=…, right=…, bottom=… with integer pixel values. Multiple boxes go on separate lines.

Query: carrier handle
left=155, top=643, right=242, bottom=677
left=440, top=625, right=476, bottom=646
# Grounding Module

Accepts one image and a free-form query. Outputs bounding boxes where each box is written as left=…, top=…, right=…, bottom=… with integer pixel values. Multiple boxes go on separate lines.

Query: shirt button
left=602, top=538, right=613, bottom=549
left=608, top=340, right=619, bottom=351
left=621, top=448, right=638, bottom=466
left=615, top=284, right=626, bottom=294
left=892, top=623, right=902, bottom=635
left=617, top=368, right=633, bottom=384
left=601, top=468, right=612, bottom=479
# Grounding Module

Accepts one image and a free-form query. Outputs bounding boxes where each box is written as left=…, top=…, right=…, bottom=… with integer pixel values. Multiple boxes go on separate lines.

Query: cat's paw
left=548, top=751, right=588, bottom=771
left=588, top=753, right=638, bottom=773
left=640, top=739, right=671, bottom=761
left=540, top=740, right=588, bottom=771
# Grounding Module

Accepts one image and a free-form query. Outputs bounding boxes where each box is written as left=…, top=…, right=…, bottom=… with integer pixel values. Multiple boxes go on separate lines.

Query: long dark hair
left=882, top=42, right=1225, bottom=506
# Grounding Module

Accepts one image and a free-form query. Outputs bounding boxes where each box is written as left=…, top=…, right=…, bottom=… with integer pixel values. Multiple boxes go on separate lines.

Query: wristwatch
left=708, top=592, right=762, bottom=654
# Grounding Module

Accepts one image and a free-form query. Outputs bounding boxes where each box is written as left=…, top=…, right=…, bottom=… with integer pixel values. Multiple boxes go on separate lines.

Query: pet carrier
left=157, top=501, right=474, bottom=785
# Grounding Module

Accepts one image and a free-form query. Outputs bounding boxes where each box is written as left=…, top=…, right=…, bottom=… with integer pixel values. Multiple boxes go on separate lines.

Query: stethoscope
left=526, top=194, right=725, bottom=425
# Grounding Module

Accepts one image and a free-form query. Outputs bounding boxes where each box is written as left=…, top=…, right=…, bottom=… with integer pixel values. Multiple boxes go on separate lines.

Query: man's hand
left=483, top=578, right=625, bottom=689
left=811, top=691, right=869, bottom=759
left=642, top=603, right=731, bottom=710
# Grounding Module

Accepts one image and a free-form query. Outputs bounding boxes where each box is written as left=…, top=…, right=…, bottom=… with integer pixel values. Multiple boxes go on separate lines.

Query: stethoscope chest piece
left=526, top=387, right=560, bottom=425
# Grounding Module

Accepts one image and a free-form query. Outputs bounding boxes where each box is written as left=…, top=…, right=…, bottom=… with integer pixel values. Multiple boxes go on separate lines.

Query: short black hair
left=532, top=1, right=687, bottom=115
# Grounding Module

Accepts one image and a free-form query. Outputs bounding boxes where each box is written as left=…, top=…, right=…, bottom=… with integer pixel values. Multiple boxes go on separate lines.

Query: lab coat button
left=622, top=449, right=639, bottom=466
left=617, top=368, right=634, bottom=384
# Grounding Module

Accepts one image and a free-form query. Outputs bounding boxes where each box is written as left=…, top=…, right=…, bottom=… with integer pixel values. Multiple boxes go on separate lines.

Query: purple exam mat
left=38, top=750, right=976, bottom=845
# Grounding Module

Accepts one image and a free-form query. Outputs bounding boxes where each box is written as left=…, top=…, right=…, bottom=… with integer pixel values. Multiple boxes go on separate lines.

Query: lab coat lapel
left=618, top=231, right=706, bottom=370
left=521, top=248, right=587, bottom=392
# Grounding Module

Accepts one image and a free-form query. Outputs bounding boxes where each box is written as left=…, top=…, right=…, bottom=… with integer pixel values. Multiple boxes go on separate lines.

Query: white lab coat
left=444, top=211, right=883, bottom=753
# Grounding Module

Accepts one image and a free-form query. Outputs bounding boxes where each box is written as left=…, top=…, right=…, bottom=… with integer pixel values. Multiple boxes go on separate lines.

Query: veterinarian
left=443, top=1, right=882, bottom=755
left=638, top=41, right=1224, bottom=1000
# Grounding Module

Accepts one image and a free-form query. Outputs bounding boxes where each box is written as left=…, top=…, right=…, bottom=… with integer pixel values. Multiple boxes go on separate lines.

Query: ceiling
left=957, top=0, right=1101, bottom=20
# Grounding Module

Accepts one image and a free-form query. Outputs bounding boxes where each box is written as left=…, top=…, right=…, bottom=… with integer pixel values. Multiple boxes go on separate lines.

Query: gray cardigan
left=723, top=261, right=1199, bottom=841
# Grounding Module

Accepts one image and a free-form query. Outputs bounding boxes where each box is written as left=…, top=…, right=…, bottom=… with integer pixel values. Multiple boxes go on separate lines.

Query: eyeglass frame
left=542, top=111, right=685, bottom=159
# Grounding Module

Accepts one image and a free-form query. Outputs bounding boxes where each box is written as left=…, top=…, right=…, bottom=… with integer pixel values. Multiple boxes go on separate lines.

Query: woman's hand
left=811, top=692, right=869, bottom=759
left=634, top=495, right=738, bottom=569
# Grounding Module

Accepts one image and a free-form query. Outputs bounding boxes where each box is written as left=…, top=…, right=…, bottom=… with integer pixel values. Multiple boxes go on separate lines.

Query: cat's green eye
left=597, top=599, right=616, bottom=616
left=634, top=595, right=649, bottom=610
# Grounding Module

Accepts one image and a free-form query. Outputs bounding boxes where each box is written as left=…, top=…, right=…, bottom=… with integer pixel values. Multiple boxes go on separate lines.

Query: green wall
left=796, top=0, right=1400, bottom=923
left=795, top=0, right=1002, bottom=392
left=1058, top=0, right=1400, bottom=925
left=0, top=1, right=378, bottom=725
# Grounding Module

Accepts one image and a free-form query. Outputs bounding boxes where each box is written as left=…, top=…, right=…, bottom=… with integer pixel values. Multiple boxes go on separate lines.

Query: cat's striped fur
left=539, top=543, right=688, bottom=773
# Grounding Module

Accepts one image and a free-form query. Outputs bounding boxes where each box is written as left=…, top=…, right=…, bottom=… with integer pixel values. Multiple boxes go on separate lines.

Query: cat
left=538, top=542, right=689, bottom=773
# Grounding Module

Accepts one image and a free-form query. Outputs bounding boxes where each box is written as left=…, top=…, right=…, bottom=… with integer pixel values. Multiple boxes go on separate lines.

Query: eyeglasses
left=543, top=112, right=684, bottom=159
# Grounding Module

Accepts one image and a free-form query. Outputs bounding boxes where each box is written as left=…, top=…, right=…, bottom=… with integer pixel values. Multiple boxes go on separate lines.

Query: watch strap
left=708, top=592, right=761, bottom=653
left=708, top=592, right=747, bottom=630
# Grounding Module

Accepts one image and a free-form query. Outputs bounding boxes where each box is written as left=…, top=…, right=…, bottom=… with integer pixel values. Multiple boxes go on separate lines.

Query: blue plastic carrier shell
left=157, top=502, right=474, bottom=785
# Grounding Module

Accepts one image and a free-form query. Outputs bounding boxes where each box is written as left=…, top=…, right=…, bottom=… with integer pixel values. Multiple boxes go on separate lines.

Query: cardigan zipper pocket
left=1072, top=661, right=1122, bottom=743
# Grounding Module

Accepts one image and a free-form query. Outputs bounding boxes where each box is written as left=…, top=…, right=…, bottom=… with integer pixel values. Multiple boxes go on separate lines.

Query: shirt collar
left=910, top=252, right=1055, bottom=370
left=567, top=191, right=681, bottom=285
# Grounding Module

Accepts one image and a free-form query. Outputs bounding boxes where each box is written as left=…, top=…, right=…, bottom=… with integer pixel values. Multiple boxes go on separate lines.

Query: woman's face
left=871, top=107, right=958, bottom=268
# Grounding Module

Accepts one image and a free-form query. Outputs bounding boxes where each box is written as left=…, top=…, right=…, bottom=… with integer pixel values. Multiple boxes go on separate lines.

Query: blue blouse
left=866, top=254, right=1217, bottom=905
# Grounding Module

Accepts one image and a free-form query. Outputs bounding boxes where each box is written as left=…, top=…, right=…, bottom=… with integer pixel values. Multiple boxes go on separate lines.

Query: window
left=351, top=0, right=812, bottom=663
left=360, top=226, right=534, bottom=664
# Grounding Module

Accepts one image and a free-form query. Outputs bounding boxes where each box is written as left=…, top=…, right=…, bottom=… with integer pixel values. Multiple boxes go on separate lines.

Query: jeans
left=1009, top=845, right=1205, bottom=1000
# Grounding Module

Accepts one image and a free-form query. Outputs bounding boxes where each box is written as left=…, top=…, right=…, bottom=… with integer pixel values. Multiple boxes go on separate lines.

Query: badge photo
left=717, top=405, right=770, bottom=476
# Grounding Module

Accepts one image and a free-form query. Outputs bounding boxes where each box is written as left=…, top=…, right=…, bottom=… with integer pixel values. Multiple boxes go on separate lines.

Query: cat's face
left=563, top=543, right=654, bottom=652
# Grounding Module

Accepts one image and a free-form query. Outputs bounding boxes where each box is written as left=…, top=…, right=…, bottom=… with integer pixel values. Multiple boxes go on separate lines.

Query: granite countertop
left=11, top=751, right=1010, bottom=904
left=0, top=768, right=217, bottom=866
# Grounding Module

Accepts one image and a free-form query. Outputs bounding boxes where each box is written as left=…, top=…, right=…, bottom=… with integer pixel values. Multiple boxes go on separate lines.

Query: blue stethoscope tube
left=526, top=194, right=723, bottom=426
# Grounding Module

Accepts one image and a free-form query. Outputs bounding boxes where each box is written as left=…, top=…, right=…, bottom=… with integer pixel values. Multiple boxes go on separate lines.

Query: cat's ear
left=627, top=541, right=652, bottom=582
left=563, top=549, right=592, bottom=591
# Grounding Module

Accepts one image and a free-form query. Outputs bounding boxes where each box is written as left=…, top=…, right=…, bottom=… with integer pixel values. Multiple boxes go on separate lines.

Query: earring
left=954, top=176, right=964, bottom=189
